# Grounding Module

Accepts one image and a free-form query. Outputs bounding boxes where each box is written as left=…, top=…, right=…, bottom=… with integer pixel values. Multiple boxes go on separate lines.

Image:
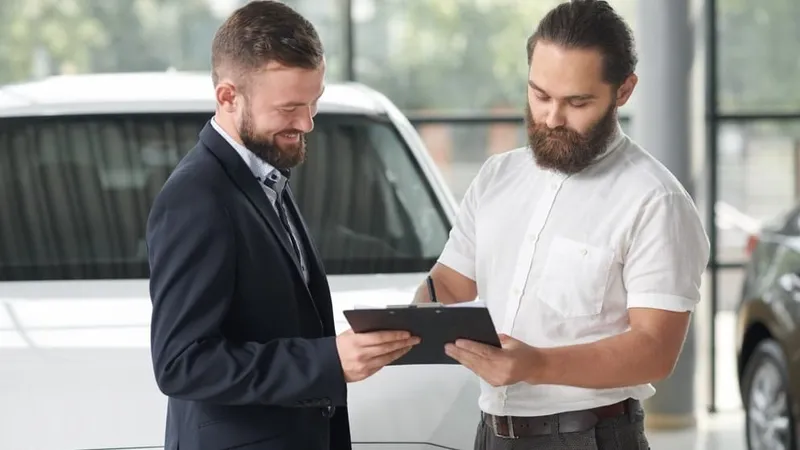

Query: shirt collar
left=210, top=117, right=287, bottom=190
left=593, top=121, right=627, bottom=162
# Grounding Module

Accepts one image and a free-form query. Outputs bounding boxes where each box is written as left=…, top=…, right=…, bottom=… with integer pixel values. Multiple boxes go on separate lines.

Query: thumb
left=498, top=333, right=514, bottom=347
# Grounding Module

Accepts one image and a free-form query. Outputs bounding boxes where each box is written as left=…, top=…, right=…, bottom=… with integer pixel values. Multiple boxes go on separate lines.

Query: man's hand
left=336, top=329, right=420, bottom=382
left=444, top=334, right=540, bottom=387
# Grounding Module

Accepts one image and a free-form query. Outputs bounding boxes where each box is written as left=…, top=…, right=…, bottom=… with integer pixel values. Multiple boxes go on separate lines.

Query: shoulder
left=610, top=137, right=695, bottom=203
left=152, top=145, right=229, bottom=214
left=470, top=146, right=532, bottom=188
left=487, top=146, right=532, bottom=171
left=608, top=140, right=706, bottom=243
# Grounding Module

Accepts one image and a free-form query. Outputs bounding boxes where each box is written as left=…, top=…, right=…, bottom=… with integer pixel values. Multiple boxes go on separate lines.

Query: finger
left=454, top=339, right=495, bottom=357
left=445, top=344, right=483, bottom=372
left=356, top=330, right=412, bottom=346
left=498, top=334, right=515, bottom=348
left=363, top=336, right=420, bottom=358
left=449, top=346, right=499, bottom=385
left=368, top=345, right=413, bottom=370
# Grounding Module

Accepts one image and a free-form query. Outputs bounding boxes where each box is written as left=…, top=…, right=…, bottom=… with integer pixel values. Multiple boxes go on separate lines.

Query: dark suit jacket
left=146, top=122, right=352, bottom=450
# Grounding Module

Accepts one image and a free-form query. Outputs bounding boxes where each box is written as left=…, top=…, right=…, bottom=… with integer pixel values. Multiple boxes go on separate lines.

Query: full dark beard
left=239, top=106, right=307, bottom=170
left=525, top=102, right=618, bottom=174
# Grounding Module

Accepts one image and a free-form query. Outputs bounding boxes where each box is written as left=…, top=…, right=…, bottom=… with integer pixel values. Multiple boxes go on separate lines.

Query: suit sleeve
left=146, top=176, right=347, bottom=407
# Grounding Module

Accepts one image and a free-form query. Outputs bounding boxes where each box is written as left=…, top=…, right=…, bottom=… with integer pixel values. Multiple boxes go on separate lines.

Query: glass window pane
left=415, top=121, right=524, bottom=199
left=0, top=0, right=345, bottom=84
left=0, top=112, right=449, bottom=281
left=717, top=120, right=800, bottom=264
left=353, top=0, right=638, bottom=113
left=718, top=0, right=800, bottom=113
left=285, top=0, right=346, bottom=82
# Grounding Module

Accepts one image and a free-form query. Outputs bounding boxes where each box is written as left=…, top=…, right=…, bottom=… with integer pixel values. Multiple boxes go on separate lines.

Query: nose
left=544, top=105, right=566, bottom=129
left=293, top=107, right=315, bottom=133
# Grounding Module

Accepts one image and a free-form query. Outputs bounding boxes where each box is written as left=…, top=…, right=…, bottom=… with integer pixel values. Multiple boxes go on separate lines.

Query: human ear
left=615, top=73, right=638, bottom=107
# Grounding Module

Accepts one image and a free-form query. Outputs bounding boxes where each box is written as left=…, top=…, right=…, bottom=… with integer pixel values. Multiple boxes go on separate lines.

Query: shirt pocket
left=535, top=236, right=614, bottom=318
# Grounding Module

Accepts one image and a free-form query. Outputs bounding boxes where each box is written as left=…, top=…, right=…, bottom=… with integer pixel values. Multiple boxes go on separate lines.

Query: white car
left=0, top=73, right=480, bottom=450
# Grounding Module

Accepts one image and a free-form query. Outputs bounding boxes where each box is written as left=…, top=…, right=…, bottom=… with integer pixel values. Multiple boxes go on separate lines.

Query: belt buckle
left=491, top=415, right=518, bottom=439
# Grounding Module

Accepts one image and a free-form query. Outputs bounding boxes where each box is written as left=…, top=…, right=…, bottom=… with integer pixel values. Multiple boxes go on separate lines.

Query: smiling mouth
left=278, top=131, right=301, bottom=141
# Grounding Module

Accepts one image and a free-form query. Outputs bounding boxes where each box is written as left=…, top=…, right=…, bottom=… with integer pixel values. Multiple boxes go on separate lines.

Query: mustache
left=531, top=123, right=585, bottom=143
left=276, top=129, right=305, bottom=136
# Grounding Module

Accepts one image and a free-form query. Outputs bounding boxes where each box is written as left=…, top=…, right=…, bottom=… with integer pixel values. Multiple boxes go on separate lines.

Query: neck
left=213, top=111, right=245, bottom=146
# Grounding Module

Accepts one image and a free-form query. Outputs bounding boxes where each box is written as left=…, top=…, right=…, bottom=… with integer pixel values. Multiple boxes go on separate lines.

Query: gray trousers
left=474, top=402, right=650, bottom=450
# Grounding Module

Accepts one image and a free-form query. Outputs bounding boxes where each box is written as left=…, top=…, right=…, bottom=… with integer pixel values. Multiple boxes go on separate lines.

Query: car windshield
left=0, top=112, right=450, bottom=281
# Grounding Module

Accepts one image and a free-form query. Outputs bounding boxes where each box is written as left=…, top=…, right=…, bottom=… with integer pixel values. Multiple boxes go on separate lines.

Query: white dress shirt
left=210, top=118, right=309, bottom=282
left=438, top=123, right=710, bottom=417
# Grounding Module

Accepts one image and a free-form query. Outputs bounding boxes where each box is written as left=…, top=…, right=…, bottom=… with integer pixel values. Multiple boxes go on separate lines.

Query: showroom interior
left=1, top=0, right=799, bottom=449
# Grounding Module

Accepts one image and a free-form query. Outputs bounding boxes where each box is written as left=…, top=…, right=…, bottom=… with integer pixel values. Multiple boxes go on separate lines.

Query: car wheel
left=742, top=339, right=797, bottom=450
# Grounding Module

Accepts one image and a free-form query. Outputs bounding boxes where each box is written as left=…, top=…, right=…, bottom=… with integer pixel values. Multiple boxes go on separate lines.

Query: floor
left=645, top=311, right=748, bottom=450
left=648, top=411, right=746, bottom=450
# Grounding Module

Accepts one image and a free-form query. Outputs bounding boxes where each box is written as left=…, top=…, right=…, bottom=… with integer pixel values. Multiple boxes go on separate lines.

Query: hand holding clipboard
left=342, top=276, right=500, bottom=366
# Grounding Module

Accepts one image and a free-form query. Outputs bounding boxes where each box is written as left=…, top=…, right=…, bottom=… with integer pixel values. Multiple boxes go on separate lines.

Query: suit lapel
left=199, top=122, right=305, bottom=280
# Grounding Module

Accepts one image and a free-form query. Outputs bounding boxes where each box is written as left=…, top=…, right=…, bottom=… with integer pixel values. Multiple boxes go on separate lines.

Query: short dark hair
left=211, top=0, right=323, bottom=87
left=526, top=0, right=637, bottom=86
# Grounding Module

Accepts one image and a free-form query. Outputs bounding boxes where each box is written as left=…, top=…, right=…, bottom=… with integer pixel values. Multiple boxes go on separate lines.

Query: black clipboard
left=342, top=304, right=501, bottom=365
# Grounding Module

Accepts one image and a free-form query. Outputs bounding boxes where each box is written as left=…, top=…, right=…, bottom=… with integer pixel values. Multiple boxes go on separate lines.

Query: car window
left=0, top=113, right=450, bottom=281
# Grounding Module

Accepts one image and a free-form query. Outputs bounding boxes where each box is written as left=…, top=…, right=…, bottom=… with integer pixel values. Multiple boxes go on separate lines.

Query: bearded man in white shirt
left=412, top=1, right=710, bottom=449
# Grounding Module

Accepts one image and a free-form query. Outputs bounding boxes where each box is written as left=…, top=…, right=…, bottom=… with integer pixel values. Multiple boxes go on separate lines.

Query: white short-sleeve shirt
left=438, top=123, right=710, bottom=417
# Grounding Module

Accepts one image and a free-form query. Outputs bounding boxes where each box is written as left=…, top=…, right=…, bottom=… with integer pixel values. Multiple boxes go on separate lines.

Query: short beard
left=238, top=100, right=306, bottom=170
left=525, top=102, right=618, bottom=174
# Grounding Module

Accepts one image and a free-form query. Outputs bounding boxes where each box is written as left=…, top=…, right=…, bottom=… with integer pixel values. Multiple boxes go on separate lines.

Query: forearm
left=412, top=263, right=477, bottom=305
left=412, top=277, right=461, bottom=305
left=154, top=335, right=347, bottom=407
left=532, top=329, right=674, bottom=389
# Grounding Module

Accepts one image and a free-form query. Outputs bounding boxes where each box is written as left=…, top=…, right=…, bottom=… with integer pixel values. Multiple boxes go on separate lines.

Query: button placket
left=500, top=176, right=564, bottom=335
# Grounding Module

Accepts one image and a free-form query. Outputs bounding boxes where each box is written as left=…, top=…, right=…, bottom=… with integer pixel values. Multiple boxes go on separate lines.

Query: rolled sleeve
left=438, top=244, right=475, bottom=280
left=623, top=192, right=710, bottom=312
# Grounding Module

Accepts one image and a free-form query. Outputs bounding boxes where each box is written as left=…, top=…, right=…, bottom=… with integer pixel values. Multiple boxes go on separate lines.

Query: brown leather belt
left=482, top=399, right=635, bottom=439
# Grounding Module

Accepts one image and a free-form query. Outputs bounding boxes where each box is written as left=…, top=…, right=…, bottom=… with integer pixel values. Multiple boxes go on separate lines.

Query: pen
left=426, top=275, right=438, bottom=303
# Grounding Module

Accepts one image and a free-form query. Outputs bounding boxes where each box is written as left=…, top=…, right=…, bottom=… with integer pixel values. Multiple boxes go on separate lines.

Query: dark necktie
left=262, top=176, right=302, bottom=265
left=276, top=191, right=302, bottom=263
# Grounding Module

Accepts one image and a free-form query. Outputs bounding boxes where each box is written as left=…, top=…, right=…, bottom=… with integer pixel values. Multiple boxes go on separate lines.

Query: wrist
left=525, top=347, right=550, bottom=385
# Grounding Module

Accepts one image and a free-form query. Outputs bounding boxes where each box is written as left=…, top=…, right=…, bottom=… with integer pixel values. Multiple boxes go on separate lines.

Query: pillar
left=632, top=0, right=698, bottom=430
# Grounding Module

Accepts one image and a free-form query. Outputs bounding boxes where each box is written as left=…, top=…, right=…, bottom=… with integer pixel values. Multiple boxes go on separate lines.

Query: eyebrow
left=528, top=80, right=595, bottom=101
left=276, top=86, right=326, bottom=108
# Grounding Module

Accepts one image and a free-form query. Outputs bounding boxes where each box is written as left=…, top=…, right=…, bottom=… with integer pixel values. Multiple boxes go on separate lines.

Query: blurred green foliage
left=0, top=0, right=797, bottom=113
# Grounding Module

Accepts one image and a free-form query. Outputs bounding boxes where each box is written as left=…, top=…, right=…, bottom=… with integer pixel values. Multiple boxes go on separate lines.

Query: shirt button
left=512, top=287, right=522, bottom=296
left=550, top=182, right=559, bottom=190
left=580, top=248, right=588, bottom=256
left=529, top=233, right=538, bottom=242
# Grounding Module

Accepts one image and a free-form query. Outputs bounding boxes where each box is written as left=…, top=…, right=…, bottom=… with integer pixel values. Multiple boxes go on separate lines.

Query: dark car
left=737, top=205, right=800, bottom=450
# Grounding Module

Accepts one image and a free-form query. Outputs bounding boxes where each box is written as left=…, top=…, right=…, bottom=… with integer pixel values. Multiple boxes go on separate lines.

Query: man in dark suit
left=145, top=2, right=420, bottom=449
